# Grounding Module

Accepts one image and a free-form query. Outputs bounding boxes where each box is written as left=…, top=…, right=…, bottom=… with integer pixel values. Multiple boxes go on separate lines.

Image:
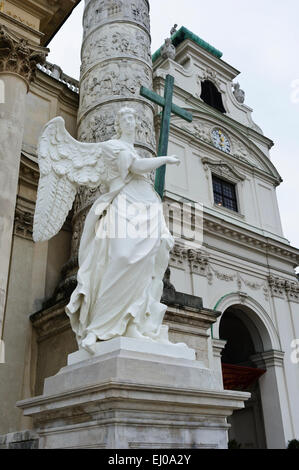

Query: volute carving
left=0, top=25, right=48, bottom=83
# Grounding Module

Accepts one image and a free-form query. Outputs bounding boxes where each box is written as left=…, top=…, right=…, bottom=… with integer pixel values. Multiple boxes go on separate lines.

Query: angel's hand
left=166, top=155, right=180, bottom=166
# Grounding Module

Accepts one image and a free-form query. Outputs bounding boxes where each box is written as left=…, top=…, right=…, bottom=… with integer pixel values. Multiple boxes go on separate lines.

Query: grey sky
left=48, top=0, right=299, bottom=253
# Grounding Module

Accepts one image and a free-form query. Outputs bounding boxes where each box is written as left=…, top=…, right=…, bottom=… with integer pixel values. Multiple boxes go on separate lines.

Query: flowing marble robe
left=66, top=139, right=174, bottom=345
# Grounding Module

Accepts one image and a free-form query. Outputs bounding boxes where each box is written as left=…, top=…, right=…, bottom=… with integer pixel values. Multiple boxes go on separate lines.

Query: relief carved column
left=0, top=25, right=47, bottom=339
left=68, top=0, right=156, bottom=275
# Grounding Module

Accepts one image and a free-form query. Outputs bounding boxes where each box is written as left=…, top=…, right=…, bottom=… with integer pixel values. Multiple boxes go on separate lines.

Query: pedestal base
left=17, top=339, right=249, bottom=449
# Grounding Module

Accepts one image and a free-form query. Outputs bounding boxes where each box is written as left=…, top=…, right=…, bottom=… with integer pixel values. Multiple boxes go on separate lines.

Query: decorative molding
left=178, top=118, right=270, bottom=174
left=169, top=243, right=188, bottom=269
left=182, top=120, right=211, bottom=144
left=237, top=273, right=269, bottom=301
left=0, top=25, right=48, bottom=83
left=83, top=0, right=150, bottom=41
left=37, top=62, right=79, bottom=93
left=14, top=206, right=34, bottom=240
left=19, top=153, right=39, bottom=187
left=187, top=249, right=213, bottom=284
left=285, top=280, right=299, bottom=303
left=169, top=243, right=298, bottom=300
left=199, top=68, right=221, bottom=89
left=203, top=218, right=299, bottom=265
left=251, top=350, right=285, bottom=369
left=202, top=157, right=246, bottom=183
left=268, top=275, right=299, bottom=303
left=209, top=265, right=236, bottom=283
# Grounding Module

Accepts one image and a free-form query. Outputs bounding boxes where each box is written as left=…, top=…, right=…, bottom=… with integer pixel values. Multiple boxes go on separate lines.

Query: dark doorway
left=220, top=306, right=267, bottom=449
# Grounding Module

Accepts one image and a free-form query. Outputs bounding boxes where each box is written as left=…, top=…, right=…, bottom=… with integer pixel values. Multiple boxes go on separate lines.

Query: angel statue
left=33, top=107, right=182, bottom=353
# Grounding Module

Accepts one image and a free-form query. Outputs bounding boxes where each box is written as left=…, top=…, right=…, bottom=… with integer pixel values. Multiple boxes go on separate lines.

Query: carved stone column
left=69, top=0, right=156, bottom=267
left=0, top=25, right=47, bottom=339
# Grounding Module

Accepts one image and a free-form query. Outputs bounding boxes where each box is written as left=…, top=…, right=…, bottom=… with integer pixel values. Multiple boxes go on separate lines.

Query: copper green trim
left=152, top=26, right=223, bottom=63
left=140, top=74, right=192, bottom=199
left=213, top=293, right=234, bottom=312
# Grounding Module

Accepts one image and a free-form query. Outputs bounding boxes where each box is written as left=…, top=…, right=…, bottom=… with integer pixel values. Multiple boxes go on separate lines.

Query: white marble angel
left=33, top=107, right=181, bottom=351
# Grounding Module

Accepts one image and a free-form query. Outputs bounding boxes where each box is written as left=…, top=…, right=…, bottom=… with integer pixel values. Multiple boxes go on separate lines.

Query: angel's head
left=114, top=107, right=137, bottom=139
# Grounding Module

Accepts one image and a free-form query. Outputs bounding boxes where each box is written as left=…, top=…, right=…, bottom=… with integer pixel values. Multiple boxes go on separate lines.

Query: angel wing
left=33, top=117, right=107, bottom=242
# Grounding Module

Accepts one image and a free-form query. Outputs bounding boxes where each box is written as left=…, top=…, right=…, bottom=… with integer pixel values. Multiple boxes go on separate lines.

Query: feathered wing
left=33, top=117, right=107, bottom=242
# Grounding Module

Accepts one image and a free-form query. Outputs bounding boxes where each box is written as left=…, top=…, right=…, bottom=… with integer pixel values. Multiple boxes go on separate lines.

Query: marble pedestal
left=17, top=338, right=249, bottom=449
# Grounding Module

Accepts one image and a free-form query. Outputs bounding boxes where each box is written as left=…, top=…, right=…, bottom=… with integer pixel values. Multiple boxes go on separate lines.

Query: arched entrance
left=220, top=306, right=267, bottom=449
left=212, top=294, right=288, bottom=449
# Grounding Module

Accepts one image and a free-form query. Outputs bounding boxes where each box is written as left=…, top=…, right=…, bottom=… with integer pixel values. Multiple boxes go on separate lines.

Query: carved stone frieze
left=268, top=275, right=286, bottom=299
left=81, top=24, right=151, bottom=76
left=237, top=273, right=269, bottom=301
left=208, top=265, right=236, bottom=284
left=169, top=243, right=188, bottom=269
left=79, top=61, right=152, bottom=115
left=188, top=249, right=209, bottom=276
left=268, top=275, right=299, bottom=302
left=182, top=120, right=211, bottom=144
left=83, top=0, right=150, bottom=40
left=78, top=101, right=156, bottom=152
left=0, top=25, right=48, bottom=83
left=285, top=280, right=299, bottom=303
left=67, top=0, right=154, bottom=264
left=163, top=242, right=298, bottom=304
left=14, top=205, right=34, bottom=240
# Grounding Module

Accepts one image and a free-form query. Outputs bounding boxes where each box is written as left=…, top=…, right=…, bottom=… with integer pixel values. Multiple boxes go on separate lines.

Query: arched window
left=200, top=80, right=226, bottom=113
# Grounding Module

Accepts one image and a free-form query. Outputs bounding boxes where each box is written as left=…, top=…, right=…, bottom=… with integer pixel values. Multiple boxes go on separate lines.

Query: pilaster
left=0, top=24, right=47, bottom=344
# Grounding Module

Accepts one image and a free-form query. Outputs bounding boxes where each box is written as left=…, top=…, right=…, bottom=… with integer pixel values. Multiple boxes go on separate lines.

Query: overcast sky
left=48, top=0, right=299, bottom=253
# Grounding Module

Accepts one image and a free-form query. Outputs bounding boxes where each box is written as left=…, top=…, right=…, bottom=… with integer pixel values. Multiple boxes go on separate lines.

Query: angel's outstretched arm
left=130, top=154, right=180, bottom=175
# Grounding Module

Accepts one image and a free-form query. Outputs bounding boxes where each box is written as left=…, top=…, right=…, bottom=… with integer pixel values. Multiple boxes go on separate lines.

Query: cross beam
left=140, top=74, right=192, bottom=199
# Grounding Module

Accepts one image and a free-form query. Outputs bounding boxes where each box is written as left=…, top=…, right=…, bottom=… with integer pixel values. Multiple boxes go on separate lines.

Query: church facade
left=0, top=1, right=298, bottom=449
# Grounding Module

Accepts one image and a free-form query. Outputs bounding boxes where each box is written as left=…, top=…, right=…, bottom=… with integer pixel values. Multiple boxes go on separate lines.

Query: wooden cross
left=140, top=74, right=193, bottom=199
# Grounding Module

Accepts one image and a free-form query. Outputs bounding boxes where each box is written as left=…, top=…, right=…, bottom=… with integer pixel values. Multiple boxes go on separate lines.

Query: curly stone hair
left=114, top=107, right=138, bottom=139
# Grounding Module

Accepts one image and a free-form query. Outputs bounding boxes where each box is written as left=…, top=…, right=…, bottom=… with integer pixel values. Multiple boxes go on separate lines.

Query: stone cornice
left=251, top=350, right=285, bottom=368
left=37, top=61, right=79, bottom=94
left=169, top=240, right=298, bottom=296
left=202, top=213, right=299, bottom=267
left=0, top=25, right=48, bottom=82
left=202, top=157, right=246, bottom=183
left=20, top=152, right=39, bottom=188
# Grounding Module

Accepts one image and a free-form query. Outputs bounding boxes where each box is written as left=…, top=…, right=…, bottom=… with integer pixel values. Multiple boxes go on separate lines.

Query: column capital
left=0, top=25, right=48, bottom=84
left=251, top=350, right=285, bottom=369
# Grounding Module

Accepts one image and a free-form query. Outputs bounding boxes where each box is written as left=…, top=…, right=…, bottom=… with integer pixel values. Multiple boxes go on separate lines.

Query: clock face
left=212, top=129, right=231, bottom=154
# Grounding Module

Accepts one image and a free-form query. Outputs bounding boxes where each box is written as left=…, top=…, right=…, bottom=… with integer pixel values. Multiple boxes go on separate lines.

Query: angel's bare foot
left=82, top=332, right=97, bottom=354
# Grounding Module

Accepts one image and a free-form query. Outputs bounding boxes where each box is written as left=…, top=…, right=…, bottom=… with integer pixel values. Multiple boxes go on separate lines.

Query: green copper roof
left=152, top=26, right=223, bottom=63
